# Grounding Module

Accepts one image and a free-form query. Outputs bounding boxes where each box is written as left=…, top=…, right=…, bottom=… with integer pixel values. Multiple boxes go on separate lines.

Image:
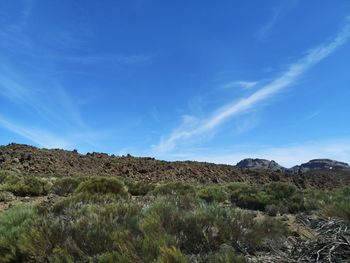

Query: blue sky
left=1, top=0, right=350, bottom=167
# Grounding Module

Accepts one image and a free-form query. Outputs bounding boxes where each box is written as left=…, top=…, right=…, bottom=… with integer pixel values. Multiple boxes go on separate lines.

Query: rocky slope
left=0, top=143, right=349, bottom=188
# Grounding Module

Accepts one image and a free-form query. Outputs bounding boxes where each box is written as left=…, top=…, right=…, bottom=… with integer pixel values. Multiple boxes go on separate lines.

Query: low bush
left=125, top=180, right=155, bottom=196
left=196, top=185, right=229, bottom=203
left=0, top=170, right=19, bottom=184
left=152, top=182, right=196, bottom=196
left=225, top=182, right=250, bottom=193
left=0, top=205, right=37, bottom=262
left=19, top=202, right=142, bottom=262
left=303, top=189, right=329, bottom=212
left=0, top=191, right=15, bottom=202
left=155, top=246, right=189, bottom=263
left=74, top=177, right=129, bottom=199
left=230, top=182, right=306, bottom=213
left=231, top=187, right=266, bottom=211
left=208, top=249, right=246, bottom=263
left=50, top=177, right=85, bottom=196
left=323, top=187, right=350, bottom=221
left=1, top=175, right=49, bottom=196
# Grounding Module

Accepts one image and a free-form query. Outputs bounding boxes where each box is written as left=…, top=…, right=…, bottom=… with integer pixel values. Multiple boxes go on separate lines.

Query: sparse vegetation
left=323, top=186, right=350, bottom=220
left=0, top=169, right=349, bottom=262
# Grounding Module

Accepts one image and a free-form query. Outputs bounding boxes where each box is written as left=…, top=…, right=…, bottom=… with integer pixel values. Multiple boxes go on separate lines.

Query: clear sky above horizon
left=1, top=0, right=350, bottom=167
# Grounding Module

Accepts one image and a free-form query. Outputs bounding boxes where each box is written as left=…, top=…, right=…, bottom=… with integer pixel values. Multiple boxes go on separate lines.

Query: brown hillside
left=0, top=143, right=349, bottom=188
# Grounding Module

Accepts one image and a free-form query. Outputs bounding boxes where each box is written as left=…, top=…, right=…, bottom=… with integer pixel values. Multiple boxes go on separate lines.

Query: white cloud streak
left=0, top=115, right=72, bottom=149
left=222, top=81, right=258, bottom=89
left=155, top=16, right=350, bottom=153
left=256, top=8, right=281, bottom=41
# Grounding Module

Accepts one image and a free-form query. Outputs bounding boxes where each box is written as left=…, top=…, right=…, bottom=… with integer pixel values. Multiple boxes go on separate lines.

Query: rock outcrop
left=236, top=158, right=285, bottom=171
left=290, top=159, right=350, bottom=173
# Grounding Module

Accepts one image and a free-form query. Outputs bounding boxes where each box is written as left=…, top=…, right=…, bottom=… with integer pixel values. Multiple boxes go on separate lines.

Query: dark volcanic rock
left=290, top=159, right=350, bottom=173
left=236, top=158, right=285, bottom=171
left=0, top=143, right=349, bottom=189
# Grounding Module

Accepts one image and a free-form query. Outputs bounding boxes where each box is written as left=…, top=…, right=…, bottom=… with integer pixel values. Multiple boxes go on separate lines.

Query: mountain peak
left=236, top=158, right=285, bottom=171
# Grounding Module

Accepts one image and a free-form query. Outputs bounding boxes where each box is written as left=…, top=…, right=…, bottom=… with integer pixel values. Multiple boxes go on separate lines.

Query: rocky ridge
left=236, top=158, right=285, bottom=171
left=0, top=143, right=349, bottom=188
left=236, top=158, right=350, bottom=173
left=290, top=159, right=350, bottom=173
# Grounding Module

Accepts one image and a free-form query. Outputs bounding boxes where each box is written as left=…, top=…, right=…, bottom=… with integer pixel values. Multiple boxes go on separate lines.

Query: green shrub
left=231, top=188, right=266, bottom=211
left=50, top=177, right=85, bottom=196
left=98, top=251, right=136, bottom=263
left=53, top=192, right=127, bottom=214
left=265, top=204, right=279, bottom=216
left=152, top=182, right=196, bottom=196
left=208, top=249, right=246, bottom=263
left=225, top=182, right=250, bottom=193
left=197, top=185, right=229, bottom=203
left=155, top=246, right=189, bottom=263
left=323, top=187, right=350, bottom=221
left=19, top=202, right=142, bottom=262
left=74, top=177, right=128, bottom=199
left=47, top=247, right=75, bottom=263
left=0, top=191, right=15, bottom=202
left=230, top=183, right=306, bottom=213
left=125, top=180, right=155, bottom=196
left=303, top=189, right=329, bottom=212
left=0, top=205, right=37, bottom=262
left=263, top=182, right=297, bottom=200
left=1, top=175, right=48, bottom=196
left=0, top=177, right=295, bottom=262
left=0, top=170, right=19, bottom=184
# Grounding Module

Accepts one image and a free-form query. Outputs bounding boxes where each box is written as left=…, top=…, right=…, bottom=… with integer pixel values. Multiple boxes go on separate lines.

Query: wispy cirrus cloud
left=255, top=1, right=297, bottom=41
left=256, top=8, right=281, bottom=41
left=0, top=1, right=151, bottom=149
left=0, top=115, right=72, bottom=149
left=0, top=67, right=96, bottom=148
left=154, top=16, right=350, bottom=154
left=222, top=80, right=258, bottom=89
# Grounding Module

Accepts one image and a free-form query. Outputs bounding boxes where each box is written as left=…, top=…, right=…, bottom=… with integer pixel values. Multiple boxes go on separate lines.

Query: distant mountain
left=290, top=159, right=350, bottom=173
left=236, top=158, right=285, bottom=171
